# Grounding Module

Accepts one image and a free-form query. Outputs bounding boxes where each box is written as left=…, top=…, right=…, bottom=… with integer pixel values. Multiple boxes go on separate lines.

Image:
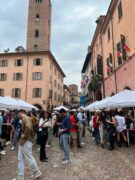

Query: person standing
left=13, top=109, right=41, bottom=180
left=38, top=111, right=49, bottom=162
left=77, top=108, right=86, bottom=146
left=11, top=111, right=22, bottom=150
left=93, top=111, right=100, bottom=144
left=115, top=111, right=128, bottom=147
left=70, top=111, right=77, bottom=150
left=0, top=112, right=3, bottom=139
left=59, top=108, right=70, bottom=164
left=106, top=111, right=117, bottom=151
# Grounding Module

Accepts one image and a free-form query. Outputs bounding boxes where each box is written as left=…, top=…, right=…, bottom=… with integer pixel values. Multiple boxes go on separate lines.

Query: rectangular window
left=33, top=58, right=42, bottom=66
left=106, top=53, right=113, bottom=76
left=35, top=30, right=39, bottom=37
left=12, top=88, right=21, bottom=98
left=118, top=1, right=123, bottom=20
left=58, top=95, right=60, bottom=102
left=32, top=72, right=42, bottom=80
left=117, top=42, right=123, bottom=66
left=0, top=89, right=4, bottom=96
left=0, top=73, right=7, bottom=81
left=54, top=92, right=57, bottom=101
left=15, top=59, right=23, bottom=66
left=49, top=90, right=52, bottom=99
left=33, top=88, right=42, bottom=98
left=0, top=60, right=8, bottom=67
left=107, top=27, right=111, bottom=41
left=97, top=55, right=103, bottom=76
left=13, top=73, right=23, bottom=81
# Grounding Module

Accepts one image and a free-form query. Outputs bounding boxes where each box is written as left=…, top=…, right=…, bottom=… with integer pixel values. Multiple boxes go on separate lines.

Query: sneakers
left=62, top=160, right=69, bottom=165
left=0, top=150, right=6, bottom=155
left=12, top=175, right=24, bottom=180
left=33, top=170, right=42, bottom=179
left=6, top=141, right=11, bottom=146
left=46, top=145, right=51, bottom=148
left=80, top=142, right=85, bottom=146
left=11, top=146, right=15, bottom=151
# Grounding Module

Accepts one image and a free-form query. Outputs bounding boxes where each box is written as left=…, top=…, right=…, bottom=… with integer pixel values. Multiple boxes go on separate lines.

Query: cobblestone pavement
left=1, top=133, right=135, bottom=180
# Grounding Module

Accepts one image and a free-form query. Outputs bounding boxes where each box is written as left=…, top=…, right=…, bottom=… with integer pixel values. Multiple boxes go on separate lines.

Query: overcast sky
left=0, top=0, right=110, bottom=90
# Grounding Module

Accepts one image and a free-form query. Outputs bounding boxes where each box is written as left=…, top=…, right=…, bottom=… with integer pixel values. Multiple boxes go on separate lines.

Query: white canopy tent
left=99, top=90, right=135, bottom=109
left=85, top=90, right=135, bottom=111
left=0, top=96, right=38, bottom=110
left=85, top=101, right=100, bottom=111
left=17, top=99, right=38, bottom=111
left=54, top=105, right=69, bottom=111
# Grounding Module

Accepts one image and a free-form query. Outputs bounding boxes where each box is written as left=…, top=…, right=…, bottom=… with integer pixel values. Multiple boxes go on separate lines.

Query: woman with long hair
left=39, top=110, right=49, bottom=162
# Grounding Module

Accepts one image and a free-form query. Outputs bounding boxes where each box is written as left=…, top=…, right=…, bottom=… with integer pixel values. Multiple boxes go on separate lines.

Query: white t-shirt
left=115, top=115, right=126, bottom=132
left=39, top=118, right=51, bottom=131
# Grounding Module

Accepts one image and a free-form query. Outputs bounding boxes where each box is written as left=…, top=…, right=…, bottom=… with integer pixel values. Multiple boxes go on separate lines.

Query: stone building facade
left=0, top=0, right=65, bottom=110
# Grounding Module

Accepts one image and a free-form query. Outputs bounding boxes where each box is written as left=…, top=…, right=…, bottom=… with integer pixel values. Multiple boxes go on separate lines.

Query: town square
left=0, top=0, right=135, bottom=180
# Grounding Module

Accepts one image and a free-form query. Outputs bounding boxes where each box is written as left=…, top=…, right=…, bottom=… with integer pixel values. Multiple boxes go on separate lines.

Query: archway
left=124, top=86, right=131, bottom=90
left=111, top=92, right=115, bottom=96
left=33, top=104, right=43, bottom=110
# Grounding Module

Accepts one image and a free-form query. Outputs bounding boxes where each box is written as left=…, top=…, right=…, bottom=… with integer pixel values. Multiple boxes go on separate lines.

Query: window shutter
left=13, top=73, right=15, bottom=80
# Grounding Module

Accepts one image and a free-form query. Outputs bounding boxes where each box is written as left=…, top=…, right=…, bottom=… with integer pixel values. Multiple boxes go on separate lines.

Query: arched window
left=35, top=14, right=40, bottom=22
left=35, top=29, right=39, bottom=37
left=34, top=44, right=38, bottom=51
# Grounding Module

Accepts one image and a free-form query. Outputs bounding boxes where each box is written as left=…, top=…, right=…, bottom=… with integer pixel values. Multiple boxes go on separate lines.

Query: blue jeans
left=18, top=141, right=39, bottom=176
left=94, top=128, right=100, bottom=142
left=60, top=134, right=70, bottom=160
left=13, top=129, right=20, bottom=147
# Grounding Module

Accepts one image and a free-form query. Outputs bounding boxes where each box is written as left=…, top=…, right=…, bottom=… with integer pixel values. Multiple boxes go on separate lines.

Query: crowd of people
left=0, top=107, right=135, bottom=180
left=0, top=107, right=87, bottom=180
left=89, top=108, right=135, bottom=150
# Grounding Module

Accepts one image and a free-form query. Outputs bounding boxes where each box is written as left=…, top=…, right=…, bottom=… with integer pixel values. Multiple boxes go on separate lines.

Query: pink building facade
left=82, top=0, right=135, bottom=103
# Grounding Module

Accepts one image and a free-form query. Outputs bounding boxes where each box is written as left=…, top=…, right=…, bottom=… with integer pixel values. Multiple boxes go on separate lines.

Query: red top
left=93, top=115, right=99, bottom=128
left=70, top=115, right=77, bottom=133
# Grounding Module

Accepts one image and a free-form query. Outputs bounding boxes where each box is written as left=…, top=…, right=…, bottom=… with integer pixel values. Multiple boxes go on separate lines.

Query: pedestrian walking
left=59, top=108, right=70, bottom=164
left=13, top=109, right=41, bottom=180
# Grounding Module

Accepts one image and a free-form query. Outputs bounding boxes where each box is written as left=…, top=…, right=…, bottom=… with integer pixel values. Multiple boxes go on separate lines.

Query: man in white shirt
left=77, top=108, right=86, bottom=146
left=115, top=112, right=128, bottom=147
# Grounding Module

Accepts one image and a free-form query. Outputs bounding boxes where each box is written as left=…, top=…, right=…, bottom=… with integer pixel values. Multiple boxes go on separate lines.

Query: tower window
left=36, top=14, right=40, bottom=22
left=35, top=0, right=42, bottom=3
left=34, top=45, right=38, bottom=51
left=35, top=30, right=39, bottom=37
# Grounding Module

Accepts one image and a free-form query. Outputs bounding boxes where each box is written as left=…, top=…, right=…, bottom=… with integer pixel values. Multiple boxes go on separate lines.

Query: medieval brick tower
left=26, top=0, right=51, bottom=51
